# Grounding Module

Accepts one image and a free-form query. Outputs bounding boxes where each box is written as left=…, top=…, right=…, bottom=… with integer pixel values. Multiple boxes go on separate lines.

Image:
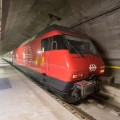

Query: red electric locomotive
left=11, top=25, right=105, bottom=103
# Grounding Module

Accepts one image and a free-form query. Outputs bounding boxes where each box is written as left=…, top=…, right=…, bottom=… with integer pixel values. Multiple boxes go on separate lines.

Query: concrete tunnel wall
left=72, top=8, right=120, bottom=84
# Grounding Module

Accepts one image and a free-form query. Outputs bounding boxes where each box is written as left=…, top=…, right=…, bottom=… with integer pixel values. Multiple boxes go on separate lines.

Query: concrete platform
left=77, top=100, right=120, bottom=120
left=102, top=84, right=120, bottom=104
left=0, top=58, right=79, bottom=120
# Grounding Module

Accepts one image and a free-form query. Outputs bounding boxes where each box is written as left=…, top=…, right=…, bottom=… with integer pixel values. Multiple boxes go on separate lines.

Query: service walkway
left=0, top=57, right=79, bottom=120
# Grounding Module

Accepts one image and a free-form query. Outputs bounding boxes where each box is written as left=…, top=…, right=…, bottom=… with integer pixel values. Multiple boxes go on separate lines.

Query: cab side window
left=52, top=35, right=67, bottom=50
left=51, top=39, right=57, bottom=50
left=41, top=35, right=67, bottom=51
left=41, top=38, right=51, bottom=51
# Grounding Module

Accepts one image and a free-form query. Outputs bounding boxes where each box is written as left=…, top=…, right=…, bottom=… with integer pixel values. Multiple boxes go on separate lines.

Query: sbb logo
left=89, top=64, right=97, bottom=71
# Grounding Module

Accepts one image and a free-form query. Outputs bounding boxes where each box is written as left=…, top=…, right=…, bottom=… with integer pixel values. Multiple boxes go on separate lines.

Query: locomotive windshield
left=65, top=35, right=97, bottom=54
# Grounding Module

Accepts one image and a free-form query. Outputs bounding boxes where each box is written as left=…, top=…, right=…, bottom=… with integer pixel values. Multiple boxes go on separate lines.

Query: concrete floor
left=0, top=58, right=79, bottom=120
left=102, top=84, right=120, bottom=104
left=77, top=101, right=120, bottom=120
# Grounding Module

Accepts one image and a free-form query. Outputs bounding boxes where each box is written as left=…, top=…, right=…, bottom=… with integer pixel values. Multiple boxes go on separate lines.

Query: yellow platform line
left=106, top=66, right=120, bottom=69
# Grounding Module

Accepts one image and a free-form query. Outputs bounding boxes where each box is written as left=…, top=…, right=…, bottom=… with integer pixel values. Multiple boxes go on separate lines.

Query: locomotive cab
left=63, top=35, right=105, bottom=102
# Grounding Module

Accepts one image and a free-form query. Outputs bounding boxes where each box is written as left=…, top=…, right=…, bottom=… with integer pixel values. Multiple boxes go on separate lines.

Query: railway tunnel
left=0, top=0, right=120, bottom=120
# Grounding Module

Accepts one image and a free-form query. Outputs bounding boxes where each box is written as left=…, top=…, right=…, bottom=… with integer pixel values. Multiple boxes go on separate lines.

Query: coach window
left=52, top=35, right=67, bottom=50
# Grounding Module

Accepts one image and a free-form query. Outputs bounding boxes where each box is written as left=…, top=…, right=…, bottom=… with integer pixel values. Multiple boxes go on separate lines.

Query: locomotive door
left=41, top=38, right=50, bottom=73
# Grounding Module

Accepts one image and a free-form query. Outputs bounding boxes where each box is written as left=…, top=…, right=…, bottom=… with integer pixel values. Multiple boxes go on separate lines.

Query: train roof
left=36, top=24, right=76, bottom=37
left=21, top=24, right=77, bottom=46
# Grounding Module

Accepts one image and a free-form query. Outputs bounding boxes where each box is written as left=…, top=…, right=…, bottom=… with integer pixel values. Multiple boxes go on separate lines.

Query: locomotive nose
left=70, top=54, right=105, bottom=80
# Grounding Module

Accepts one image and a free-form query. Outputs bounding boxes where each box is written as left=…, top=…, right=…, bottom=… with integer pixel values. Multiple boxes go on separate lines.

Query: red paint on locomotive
left=12, top=25, right=105, bottom=103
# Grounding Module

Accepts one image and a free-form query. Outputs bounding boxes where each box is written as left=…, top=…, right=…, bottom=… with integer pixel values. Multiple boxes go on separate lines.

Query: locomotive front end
left=64, top=35, right=105, bottom=102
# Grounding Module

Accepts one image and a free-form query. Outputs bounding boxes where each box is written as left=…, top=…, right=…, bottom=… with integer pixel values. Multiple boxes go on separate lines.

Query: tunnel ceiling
left=1, top=0, right=120, bottom=55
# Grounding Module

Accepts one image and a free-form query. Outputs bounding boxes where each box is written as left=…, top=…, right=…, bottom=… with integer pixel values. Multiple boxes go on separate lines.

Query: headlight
left=99, top=69, right=105, bottom=74
left=72, top=73, right=84, bottom=79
